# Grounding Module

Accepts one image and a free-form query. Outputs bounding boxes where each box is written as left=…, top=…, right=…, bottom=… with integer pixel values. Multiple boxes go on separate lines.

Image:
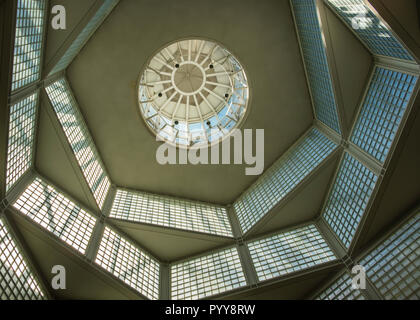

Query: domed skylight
left=138, top=39, right=250, bottom=147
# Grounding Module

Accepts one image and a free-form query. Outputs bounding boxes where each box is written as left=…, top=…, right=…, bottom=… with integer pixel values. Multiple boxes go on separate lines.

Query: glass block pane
left=6, top=92, right=38, bottom=191
left=171, top=247, right=246, bottom=300
left=234, top=128, right=337, bottom=234
left=110, top=189, right=233, bottom=237
left=326, top=0, right=415, bottom=61
left=45, top=78, right=111, bottom=209
left=12, top=177, right=97, bottom=255
left=316, top=271, right=365, bottom=300
left=95, top=227, right=160, bottom=300
left=351, top=67, right=418, bottom=163
left=291, top=0, right=341, bottom=134
left=0, top=217, right=45, bottom=300
left=322, top=153, right=378, bottom=248
left=360, top=214, right=420, bottom=300
left=248, top=224, right=336, bottom=281
left=48, top=0, right=118, bottom=75
left=11, top=0, right=46, bottom=91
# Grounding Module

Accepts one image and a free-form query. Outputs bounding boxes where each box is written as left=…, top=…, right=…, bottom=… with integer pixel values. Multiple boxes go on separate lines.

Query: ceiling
left=2, top=0, right=419, bottom=300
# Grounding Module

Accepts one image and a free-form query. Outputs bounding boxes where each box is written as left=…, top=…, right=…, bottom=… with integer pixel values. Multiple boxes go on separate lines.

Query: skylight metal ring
left=137, top=38, right=250, bottom=149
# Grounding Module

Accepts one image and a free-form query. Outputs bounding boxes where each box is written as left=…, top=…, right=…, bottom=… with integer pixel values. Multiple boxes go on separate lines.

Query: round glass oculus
left=138, top=38, right=250, bottom=148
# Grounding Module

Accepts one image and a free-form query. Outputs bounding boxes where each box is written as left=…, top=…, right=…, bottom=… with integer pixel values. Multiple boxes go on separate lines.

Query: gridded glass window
left=48, top=0, right=118, bottom=76
left=359, top=214, right=420, bottom=300
left=248, top=224, right=336, bottom=281
left=351, top=67, right=418, bottom=163
left=234, top=128, right=337, bottom=234
left=11, top=0, right=46, bottom=91
left=291, top=0, right=341, bottom=134
left=322, top=153, right=378, bottom=248
left=326, top=0, right=415, bottom=61
left=171, top=247, right=246, bottom=300
left=316, top=271, right=365, bottom=300
left=0, top=217, right=45, bottom=300
left=110, top=189, right=233, bottom=237
left=45, top=78, right=111, bottom=209
left=12, top=177, right=97, bottom=255
left=6, top=92, right=38, bottom=191
left=95, top=227, right=160, bottom=300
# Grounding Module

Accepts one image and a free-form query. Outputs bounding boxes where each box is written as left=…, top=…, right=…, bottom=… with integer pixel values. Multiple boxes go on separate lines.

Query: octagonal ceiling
left=2, top=0, right=419, bottom=301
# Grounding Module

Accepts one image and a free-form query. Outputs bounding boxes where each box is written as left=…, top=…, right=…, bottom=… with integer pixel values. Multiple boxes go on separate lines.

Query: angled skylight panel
left=291, top=0, right=341, bottom=134
left=234, top=128, right=337, bottom=234
left=12, top=177, right=97, bottom=255
left=326, top=0, right=415, bottom=62
left=48, top=0, right=119, bottom=76
left=6, top=92, right=38, bottom=192
left=351, top=67, right=418, bottom=163
left=322, top=153, right=378, bottom=248
left=0, top=217, right=45, bottom=300
left=11, top=0, right=46, bottom=91
left=248, top=224, right=336, bottom=281
left=109, top=189, right=233, bottom=237
left=45, top=78, right=111, bottom=209
left=171, top=247, right=246, bottom=300
left=315, top=271, right=365, bottom=300
left=95, top=227, right=160, bottom=300
left=359, top=214, right=419, bottom=299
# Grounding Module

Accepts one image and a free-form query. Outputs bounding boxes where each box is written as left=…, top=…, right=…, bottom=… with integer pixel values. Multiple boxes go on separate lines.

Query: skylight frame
left=314, top=270, right=366, bottom=300
left=5, top=91, right=39, bottom=192
left=12, top=176, right=98, bottom=255
left=44, top=77, right=111, bottom=209
left=170, top=245, right=247, bottom=300
left=0, top=215, right=46, bottom=300
left=247, top=224, right=336, bottom=282
left=95, top=225, right=160, bottom=300
left=109, top=188, right=233, bottom=238
left=10, top=0, right=47, bottom=92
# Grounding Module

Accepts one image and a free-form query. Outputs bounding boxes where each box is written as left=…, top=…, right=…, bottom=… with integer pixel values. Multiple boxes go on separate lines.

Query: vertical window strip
left=359, top=214, right=419, bottom=300
left=248, top=224, right=336, bottom=281
left=171, top=247, right=246, bottom=300
left=322, top=153, right=378, bottom=248
left=0, top=217, right=45, bottom=300
left=6, top=92, right=38, bottom=191
left=291, top=0, right=341, bottom=134
left=315, top=271, right=365, bottom=300
left=45, top=79, right=111, bottom=209
left=233, top=128, right=336, bottom=234
left=110, top=189, right=233, bottom=237
left=12, top=177, right=97, bottom=255
left=11, top=0, right=46, bottom=91
left=326, top=0, right=415, bottom=61
left=49, top=0, right=119, bottom=76
left=95, top=227, right=160, bottom=300
left=351, top=67, right=418, bottom=163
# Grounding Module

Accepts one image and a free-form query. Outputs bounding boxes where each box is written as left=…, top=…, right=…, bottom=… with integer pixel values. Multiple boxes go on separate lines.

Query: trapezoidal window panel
left=351, top=67, right=418, bottom=163
left=6, top=92, right=38, bottom=192
left=233, top=128, right=337, bottom=234
left=170, top=246, right=246, bottom=300
left=291, top=0, right=341, bottom=134
left=45, top=78, right=111, bottom=209
left=326, top=0, right=416, bottom=62
left=359, top=214, right=420, bottom=300
left=12, top=176, right=97, bottom=255
left=322, top=153, right=378, bottom=249
left=48, top=0, right=119, bottom=76
left=110, top=189, right=233, bottom=237
left=11, top=0, right=46, bottom=91
left=315, top=271, right=365, bottom=300
left=247, top=224, right=336, bottom=282
left=0, top=217, right=45, bottom=300
left=95, top=227, right=160, bottom=300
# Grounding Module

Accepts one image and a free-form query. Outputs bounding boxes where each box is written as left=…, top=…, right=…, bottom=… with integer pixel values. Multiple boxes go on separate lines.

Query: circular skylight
left=138, top=38, right=250, bottom=148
